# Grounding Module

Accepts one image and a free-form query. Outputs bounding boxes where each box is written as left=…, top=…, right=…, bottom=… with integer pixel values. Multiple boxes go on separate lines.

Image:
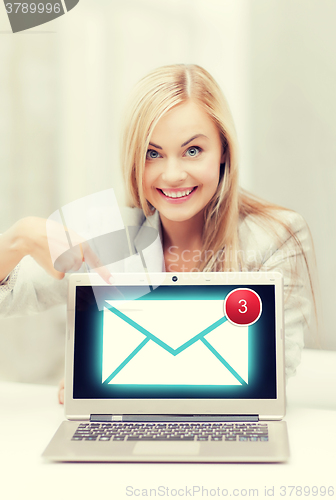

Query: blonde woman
left=0, top=64, right=316, bottom=401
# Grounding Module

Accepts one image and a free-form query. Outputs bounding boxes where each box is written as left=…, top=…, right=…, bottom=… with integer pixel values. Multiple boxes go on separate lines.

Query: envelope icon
left=102, top=300, right=248, bottom=386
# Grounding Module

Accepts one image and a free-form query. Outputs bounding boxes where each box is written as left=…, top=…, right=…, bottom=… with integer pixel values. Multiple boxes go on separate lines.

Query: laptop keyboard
left=71, top=422, right=268, bottom=442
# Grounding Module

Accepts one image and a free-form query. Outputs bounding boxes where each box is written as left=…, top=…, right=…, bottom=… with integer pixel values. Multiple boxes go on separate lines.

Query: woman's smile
left=143, top=100, right=224, bottom=223
left=157, top=186, right=198, bottom=202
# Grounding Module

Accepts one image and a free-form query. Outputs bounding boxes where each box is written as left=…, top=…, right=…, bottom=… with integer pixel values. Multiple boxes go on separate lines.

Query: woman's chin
left=157, top=207, right=204, bottom=225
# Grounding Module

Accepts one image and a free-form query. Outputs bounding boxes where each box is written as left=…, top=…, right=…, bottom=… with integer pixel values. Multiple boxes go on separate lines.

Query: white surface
left=0, top=349, right=335, bottom=500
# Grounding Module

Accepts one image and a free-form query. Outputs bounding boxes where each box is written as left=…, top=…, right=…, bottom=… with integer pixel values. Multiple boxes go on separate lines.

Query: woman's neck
left=160, top=211, right=204, bottom=252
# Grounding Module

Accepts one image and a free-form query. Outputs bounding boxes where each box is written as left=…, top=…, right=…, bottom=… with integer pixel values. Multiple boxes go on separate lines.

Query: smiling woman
left=143, top=100, right=225, bottom=272
left=121, top=65, right=315, bottom=276
left=119, top=64, right=318, bottom=378
left=0, top=64, right=317, bottom=396
left=144, top=100, right=223, bottom=223
left=122, top=65, right=239, bottom=273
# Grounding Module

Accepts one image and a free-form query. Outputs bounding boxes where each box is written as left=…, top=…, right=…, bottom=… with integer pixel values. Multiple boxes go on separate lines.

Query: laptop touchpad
left=133, top=441, right=200, bottom=456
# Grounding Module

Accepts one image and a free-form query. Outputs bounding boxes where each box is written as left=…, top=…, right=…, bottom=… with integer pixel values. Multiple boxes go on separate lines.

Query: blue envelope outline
left=103, top=305, right=248, bottom=386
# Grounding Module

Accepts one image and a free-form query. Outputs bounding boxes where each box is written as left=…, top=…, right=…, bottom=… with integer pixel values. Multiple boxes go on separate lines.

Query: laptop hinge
left=90, top=414, right=259, bottom=423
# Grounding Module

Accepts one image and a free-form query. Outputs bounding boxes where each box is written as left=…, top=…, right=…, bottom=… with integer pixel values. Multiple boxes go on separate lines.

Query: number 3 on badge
left=224, top=288, right=262, bottom=326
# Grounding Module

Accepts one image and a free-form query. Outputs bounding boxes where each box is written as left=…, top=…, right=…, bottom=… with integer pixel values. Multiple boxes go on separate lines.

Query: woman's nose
left=161, top=159, right=187, bottom=184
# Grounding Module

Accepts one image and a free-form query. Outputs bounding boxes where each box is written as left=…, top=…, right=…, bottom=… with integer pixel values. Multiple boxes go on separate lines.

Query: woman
left=0, top=64, right=316, bottom=400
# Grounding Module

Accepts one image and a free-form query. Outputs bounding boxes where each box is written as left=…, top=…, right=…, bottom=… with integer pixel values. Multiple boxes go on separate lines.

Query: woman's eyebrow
left=148, top=142, right=162, bottom=150
left=181, top=134, right=208, bottom=147
left=148, top=134, right=208, bottom=150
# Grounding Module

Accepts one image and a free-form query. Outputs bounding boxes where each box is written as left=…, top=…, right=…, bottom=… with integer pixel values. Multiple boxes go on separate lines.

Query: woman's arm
left=259, top=213, right=313, bottom=378
left=0, top=216, right=112, bottom=317
left=240, top=211, right=315, bottom=379
left=0, top=217, right=67, bottom=316
left=0, top=217, right=65, bottom=283
left=0, top=222, right=26, bottom=283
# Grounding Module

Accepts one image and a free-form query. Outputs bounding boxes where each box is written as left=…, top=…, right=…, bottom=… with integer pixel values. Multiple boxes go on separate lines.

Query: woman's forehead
left=149, top=100, right=220, bottom=145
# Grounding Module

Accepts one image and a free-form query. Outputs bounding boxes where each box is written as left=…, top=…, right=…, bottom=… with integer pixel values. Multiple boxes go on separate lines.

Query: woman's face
left=143, top=100, right=224, bottom=223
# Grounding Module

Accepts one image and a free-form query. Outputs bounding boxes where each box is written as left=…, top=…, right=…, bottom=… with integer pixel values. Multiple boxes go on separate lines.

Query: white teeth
left=162, top=188, right=193, bottom=198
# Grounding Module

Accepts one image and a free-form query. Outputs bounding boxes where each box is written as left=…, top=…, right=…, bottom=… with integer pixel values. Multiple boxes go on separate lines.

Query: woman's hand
left=0, top=216, right=112, bottom=283
left=0, top=217, right=56, bottom=282
left=58, top=378, right=64, bottom=404
left=18, top=217, right=67, bottom=280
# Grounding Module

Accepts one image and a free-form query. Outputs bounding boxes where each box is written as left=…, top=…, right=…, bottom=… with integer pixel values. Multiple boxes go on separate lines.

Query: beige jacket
left=0, top=208, right=313, bottom=379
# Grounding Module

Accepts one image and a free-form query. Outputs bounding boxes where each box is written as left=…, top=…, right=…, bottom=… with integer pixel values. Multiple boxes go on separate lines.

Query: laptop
left=42, top=271, right=290, bottom=462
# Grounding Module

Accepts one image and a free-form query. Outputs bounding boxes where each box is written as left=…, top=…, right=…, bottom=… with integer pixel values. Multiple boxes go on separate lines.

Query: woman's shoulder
left=238, top=208, right=310, bottom=260
left=239, top=208, right=307, bottom=234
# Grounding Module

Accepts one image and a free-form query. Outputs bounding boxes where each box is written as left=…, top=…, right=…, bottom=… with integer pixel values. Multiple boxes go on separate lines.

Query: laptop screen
left=72, top=283, right=277, bottom=400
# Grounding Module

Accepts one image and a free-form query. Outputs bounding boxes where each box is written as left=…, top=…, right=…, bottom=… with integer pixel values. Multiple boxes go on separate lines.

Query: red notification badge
left=224, top=288, right=262, bottom=326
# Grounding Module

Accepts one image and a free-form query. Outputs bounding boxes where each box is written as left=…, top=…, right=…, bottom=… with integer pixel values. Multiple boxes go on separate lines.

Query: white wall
left=247, top=0, right=336, bottom=349
left=0, top=0, right=251, bottom=383
left=0, top=0, right=334, bottom=384
left=56, top=0, right=251, bottom=206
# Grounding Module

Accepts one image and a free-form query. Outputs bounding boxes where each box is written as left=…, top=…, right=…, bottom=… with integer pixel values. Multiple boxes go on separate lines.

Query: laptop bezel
left=64, top=272, right=285, bottom=420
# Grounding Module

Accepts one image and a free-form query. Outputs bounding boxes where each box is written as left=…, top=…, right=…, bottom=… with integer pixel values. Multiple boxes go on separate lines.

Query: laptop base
left=42, top=420, right=290, bottom=463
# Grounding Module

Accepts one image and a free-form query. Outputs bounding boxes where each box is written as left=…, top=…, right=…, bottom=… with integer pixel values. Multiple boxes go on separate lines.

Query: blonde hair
left=121, top=65, right=317, bottom=301
left=120, top=64, right=319, bottom=346
left=121, top=64, right=241, bottom=271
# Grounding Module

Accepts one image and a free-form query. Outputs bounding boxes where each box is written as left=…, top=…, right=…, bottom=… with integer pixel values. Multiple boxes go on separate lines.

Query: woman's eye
left=146, top=149, right=161, bottom=160
left=185, top=146, right=202, bottom=157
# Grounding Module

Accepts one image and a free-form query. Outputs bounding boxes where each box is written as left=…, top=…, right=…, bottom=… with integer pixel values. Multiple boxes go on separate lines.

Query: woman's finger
left=54, top=246, right=83, bottom=273
left=82, top=245, right=113, bottom=284
left=58, top=378, right=65, bottom=405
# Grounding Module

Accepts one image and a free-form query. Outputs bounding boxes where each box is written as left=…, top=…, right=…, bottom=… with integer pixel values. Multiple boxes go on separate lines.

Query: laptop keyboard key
left=71, top=422, right=268, bottom=443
